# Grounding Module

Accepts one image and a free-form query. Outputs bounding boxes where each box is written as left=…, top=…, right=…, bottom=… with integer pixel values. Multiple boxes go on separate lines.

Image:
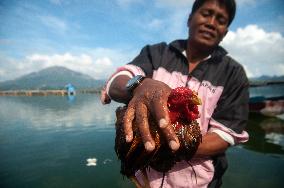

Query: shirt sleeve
left=209, top=63, right=250, bottom=145
left=128, top=42, right=167, bottom=76
left=100, top=42, right=166, bottom=104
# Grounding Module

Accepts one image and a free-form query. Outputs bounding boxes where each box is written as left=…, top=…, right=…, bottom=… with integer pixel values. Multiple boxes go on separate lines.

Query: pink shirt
left=101, top=46, right=249, bottom=187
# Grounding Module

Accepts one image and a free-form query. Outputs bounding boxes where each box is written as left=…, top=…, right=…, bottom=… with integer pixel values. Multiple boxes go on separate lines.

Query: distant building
left=65, top=83, right=76, bottom=96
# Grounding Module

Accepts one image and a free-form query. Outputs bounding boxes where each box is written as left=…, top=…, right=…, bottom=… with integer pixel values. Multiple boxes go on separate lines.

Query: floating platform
left=0, top=90, right=68, bottom=96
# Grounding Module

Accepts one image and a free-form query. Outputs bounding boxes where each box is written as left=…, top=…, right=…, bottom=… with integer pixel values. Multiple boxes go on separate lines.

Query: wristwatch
left=126, top=75, right=145, bottom=92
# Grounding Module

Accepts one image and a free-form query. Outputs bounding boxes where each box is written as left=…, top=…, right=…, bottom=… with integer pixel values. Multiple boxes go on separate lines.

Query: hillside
left=1, top=67, right=282, bottom=91
left=250, top=75, right=284, bottom=82
left=249, top=75, right=284, bottom=87
left=0, top=66, right=105, bottom=90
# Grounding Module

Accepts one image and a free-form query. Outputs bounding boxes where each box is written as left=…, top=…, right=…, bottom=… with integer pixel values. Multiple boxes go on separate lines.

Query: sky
left=0, top=0, right=283, bottom=81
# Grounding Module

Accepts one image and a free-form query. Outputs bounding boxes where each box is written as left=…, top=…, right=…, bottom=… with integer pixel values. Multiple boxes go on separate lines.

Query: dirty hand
left=123, top=78, right=180, bottom=152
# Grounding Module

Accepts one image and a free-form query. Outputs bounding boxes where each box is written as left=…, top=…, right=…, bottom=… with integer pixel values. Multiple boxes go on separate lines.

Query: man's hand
left=123, top=78, right=180, bottom=152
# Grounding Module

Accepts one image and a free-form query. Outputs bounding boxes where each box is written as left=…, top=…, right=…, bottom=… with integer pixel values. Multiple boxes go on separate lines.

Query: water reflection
left=0, top=95, right=283, bottom=188
left=0, top=95, right=120, bottom=131
left=67, top=94, right=75, bottom=102
left=1, top=96, right=283, bottom=155
left=0, top=95, right=133, bottom=188
left=249, top=84, right=284, bottom=98
left=244, top=113, right=284, bottom=155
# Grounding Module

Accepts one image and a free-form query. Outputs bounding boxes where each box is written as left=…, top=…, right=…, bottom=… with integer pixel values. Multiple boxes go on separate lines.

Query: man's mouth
left=199, top=30, right=215, bottom=39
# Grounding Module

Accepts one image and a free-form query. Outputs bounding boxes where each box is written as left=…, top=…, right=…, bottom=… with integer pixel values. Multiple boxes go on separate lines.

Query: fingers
left=152, top=99, right=170, bottom=128
left=123, top=80, right=180, bottom=152
left=161, top=125, right=180, bottom=151
left=135, top=103, right=155, bottom=152
left=124, top=101, right=179, bottom=151
left=152, top=96, right=180, bottom=151
left=124, top=105, right=135, bottom=143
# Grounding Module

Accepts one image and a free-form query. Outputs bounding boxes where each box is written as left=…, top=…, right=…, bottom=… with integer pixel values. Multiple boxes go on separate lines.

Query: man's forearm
left=108, top=75, right=132, bottom=104
left=195, top=132, right=230, bottom=157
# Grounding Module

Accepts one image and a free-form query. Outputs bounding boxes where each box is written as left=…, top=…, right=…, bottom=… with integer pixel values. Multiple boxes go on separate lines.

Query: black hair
left=190, top=0, right=236, bottom=26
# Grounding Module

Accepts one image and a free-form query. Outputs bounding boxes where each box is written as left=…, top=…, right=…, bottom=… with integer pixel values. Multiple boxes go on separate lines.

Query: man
left=101, top=0, right=249, bottom=187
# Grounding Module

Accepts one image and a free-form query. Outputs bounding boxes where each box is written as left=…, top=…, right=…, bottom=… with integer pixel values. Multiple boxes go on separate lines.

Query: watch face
left=126, top=78, right=135, bottom=88
left=126, top=75, right=144, bottom=90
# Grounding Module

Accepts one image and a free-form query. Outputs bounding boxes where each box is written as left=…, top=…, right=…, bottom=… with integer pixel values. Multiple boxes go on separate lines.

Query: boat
left=249, top=81, right=284, bottom=118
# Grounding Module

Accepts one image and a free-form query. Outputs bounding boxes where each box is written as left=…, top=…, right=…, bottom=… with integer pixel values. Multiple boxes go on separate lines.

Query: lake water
left=0, top=94, right=283, bottom=188
left=249, top=84, right=284, bottom=98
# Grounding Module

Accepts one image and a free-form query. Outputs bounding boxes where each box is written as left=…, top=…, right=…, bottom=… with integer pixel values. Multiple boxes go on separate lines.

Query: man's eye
left=201, top=10, right=210, bottom=17
left=218, top=17, right=228, bottom=25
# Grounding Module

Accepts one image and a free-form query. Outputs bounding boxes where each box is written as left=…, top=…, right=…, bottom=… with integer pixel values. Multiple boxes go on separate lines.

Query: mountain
left=0, top=66, right=105, bottom=90
left=250, top=75, right=284, bottom=82
left=249, top=75, right=284, bottom=86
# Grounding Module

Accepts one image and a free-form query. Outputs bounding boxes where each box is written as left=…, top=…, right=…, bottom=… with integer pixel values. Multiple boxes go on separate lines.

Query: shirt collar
left=182, top=50, right=211, bottom=62
left=169, top=39, right=228, bottom=62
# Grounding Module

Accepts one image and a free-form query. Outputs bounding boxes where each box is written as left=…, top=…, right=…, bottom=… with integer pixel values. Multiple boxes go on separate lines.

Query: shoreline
left=0, top=89, right=100, bottom=96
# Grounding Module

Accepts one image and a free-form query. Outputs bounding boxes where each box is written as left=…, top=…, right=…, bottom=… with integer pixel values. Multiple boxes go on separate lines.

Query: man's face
left=188, top=0, right=229, bottom=49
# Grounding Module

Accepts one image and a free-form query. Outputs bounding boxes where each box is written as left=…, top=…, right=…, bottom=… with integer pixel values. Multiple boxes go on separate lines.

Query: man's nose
left=205, top=17, right=216, bottom=30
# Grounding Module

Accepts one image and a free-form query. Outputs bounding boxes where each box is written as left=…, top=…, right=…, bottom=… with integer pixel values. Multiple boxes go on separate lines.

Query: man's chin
left=194, top=39, right=217, bottom=50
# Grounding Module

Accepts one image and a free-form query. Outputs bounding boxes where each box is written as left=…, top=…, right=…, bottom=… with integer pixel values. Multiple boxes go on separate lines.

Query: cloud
left=155, top=0, right=256, bottom=8
left=221, top=24, right=284, bottom=78
left=134, top=5, right=189, bottom=42
left=25, top=53, right=114, bottom=80
left=118, top=0, right=256, bottom=9
left=147, top=19, right=164, bottom=30
left=0, top=55, right=26, bottom=81
left=116, top=0, right=143, bottom=8
left=39, top=15, right=68, bottom=34
left=155, top=0, right=194, bottom=8
left=165, top=10, right=189, bottom=41
left=236, top=0, right=257, bottom=6
left=0, top=47, right=136, bottom=81
left=49, top=0, right=63, bottom=5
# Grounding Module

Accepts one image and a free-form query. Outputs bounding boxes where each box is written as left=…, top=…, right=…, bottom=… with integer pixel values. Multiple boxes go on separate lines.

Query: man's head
left=187, top=0, right=236, bottom=50
left=191, top=0, right=236, bottom=26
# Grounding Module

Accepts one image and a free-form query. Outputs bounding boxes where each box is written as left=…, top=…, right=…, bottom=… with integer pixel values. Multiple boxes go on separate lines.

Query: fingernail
left=126, top=134, right=133, bottom=142
left=169, top=140, right=180, bottom=151
left=145, top=142, right=155, bottom=151
left=159, top=118, right=168, bottom=128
